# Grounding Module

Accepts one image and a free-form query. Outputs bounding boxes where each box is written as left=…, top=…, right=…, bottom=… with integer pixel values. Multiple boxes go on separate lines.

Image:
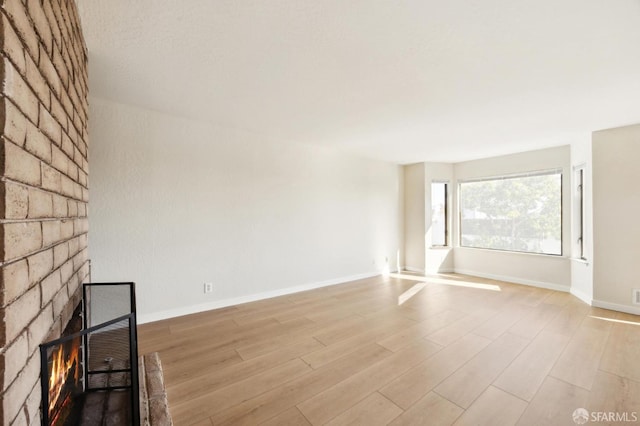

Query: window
left=431, top=182, right=448, bottom=246
left=459, top=170, right=562, bottom=255
left=575, top=167, right=586, bottom=260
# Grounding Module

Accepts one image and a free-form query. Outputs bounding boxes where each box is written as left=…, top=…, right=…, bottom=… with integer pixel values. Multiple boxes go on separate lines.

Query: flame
left=48, top=340, right=81, bottom=420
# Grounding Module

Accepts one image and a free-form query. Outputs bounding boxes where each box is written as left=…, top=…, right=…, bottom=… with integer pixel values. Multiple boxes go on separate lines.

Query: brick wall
left=0, top=1, right=89, bottom=424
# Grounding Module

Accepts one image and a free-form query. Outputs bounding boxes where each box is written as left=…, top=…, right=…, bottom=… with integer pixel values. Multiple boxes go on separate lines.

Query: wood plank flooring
left=137, top=273, right=640, bottom=425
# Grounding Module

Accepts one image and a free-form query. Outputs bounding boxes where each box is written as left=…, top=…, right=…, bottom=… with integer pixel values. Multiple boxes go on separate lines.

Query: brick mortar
left=0, top=218, right=88, bottom=226
left=0, top=176, right=89, bottom=199
left=0, top=230, right=88, bottom=263
left=0, top=218, right=88, bottom=225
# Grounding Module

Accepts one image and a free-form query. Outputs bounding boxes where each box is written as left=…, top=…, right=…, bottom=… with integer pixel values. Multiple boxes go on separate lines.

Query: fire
left=48, top=340, right=81, bottom=420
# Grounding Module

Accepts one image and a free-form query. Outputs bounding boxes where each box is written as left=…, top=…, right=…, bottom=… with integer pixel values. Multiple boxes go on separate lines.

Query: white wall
left=453, top=146, right=572, bottom=290
left=570, top=136, right=594, bottom=304
left=402, top=163, right=425, bottom=272
left=592, top=124, right=640, bottom=314
left=89, top=98, right=402, bottom=323
left=424, top=162, right=455, bottom=273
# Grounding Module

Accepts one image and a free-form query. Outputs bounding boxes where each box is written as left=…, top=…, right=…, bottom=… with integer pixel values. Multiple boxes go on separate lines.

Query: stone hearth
left=139, top=352, right=173, bottom=426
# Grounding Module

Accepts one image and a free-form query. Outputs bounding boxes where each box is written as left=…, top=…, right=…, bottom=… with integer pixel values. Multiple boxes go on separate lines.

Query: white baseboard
left=403, top=267, right=455, bottom=274
left=430, top=268, right=455, bottom=274
left=453, top=268, right=570, bottom=292
left=137, top=271, right=381, bottom=324
left=592, top=299, right=640, bottom=316
left=570, top=288, right=593, bottom=305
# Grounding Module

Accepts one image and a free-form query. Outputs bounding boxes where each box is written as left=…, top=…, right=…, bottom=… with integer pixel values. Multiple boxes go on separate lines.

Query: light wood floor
left=137, top=273, right=640, bottom=425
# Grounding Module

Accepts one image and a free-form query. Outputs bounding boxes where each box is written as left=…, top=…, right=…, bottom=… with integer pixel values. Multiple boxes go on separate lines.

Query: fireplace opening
left=43, top=306, right=84, bottom=426
left=40, top=283, right=139, bottom=426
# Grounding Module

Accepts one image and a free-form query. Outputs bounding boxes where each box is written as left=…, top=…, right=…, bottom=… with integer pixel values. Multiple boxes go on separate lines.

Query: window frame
left=574, top=166, right=587, bottom=260
left=458, top=169, right=563, bottom=256
left=430, top=181, right=449, bottom=247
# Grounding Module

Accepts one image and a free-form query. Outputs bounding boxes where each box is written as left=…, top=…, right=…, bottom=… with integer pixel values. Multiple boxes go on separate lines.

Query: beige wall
left=0, top=1, right=90, bottom=424
left=403, top=163, right=425, bottom=272
left=453, top=146, right=572, bottom=290
left=592, top=124, right=640, bottom=314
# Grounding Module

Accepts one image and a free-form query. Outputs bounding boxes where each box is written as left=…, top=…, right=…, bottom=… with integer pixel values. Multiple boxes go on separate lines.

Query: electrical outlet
left=204, top=282, right=214, bottom=294
left=633, top=289, right=640, bottom=305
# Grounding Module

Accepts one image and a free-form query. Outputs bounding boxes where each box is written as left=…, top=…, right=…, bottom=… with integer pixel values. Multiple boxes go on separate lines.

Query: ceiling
left=77, top=0, right=640, bottom=164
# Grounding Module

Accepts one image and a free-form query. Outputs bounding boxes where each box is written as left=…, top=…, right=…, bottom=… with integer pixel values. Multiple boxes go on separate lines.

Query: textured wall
left=89, top=97, right=402, bottom=323
left=0, top=1, right=89, bottom=424
left=403, top=163, right=425, bottom=272
left=592, top=123, right=640, bottom=313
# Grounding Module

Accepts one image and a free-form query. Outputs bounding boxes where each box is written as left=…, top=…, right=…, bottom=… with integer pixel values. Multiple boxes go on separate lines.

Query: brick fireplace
left=1, top=1, right=90, bottom=425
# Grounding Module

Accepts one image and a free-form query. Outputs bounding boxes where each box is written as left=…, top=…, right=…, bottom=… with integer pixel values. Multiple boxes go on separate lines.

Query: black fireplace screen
left=40, top=282, right=139, bottom=426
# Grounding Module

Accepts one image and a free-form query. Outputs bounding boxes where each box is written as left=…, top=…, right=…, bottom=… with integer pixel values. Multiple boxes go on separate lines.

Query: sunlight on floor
left=398, top=283, right=427, bottom=305
left=389, top=273, right=502, bottom=292
left=590, top=316, right=640, bottom=326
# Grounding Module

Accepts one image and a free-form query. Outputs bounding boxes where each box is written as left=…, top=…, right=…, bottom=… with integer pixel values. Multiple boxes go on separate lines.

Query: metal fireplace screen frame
left=39, top=282, right=139, bottom=426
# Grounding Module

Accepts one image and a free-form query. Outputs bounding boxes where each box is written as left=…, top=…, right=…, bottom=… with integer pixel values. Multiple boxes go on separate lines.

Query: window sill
left=456, top=246, right=565, bottom=259
left=571, top=257, right=590, bottom=265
